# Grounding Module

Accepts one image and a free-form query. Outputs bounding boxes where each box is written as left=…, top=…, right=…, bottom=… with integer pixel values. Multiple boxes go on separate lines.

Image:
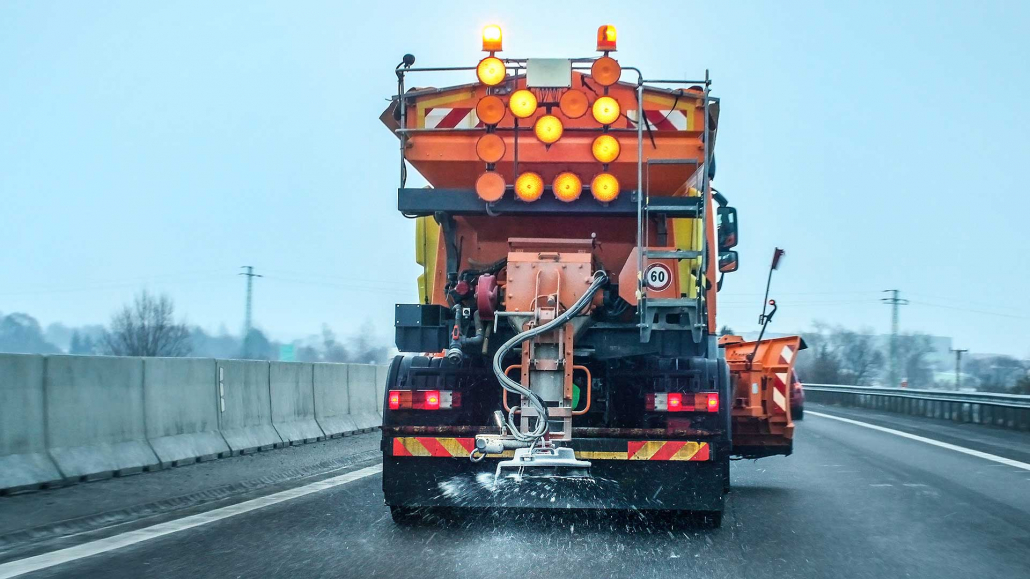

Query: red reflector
left=667, top=393, right=683, bottom=411
left=706, top=393, right=719, bottom=413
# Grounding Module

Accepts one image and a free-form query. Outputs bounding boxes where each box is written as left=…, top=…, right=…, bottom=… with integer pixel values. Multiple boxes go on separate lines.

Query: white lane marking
left=0, top=464, right=383, bottom=579
left=809, top=411, right=1030, bottom=472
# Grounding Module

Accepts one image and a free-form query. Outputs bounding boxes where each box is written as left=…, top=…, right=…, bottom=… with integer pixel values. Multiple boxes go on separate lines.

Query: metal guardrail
left=803, top=383, right=1030, bottom=431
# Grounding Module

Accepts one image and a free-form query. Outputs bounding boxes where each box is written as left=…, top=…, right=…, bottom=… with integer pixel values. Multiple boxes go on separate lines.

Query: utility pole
left=951, top=348, right=968, bottom=391
left=239, top=266, right=262, bottom=344
left=881, top=289, right=909, bottom=388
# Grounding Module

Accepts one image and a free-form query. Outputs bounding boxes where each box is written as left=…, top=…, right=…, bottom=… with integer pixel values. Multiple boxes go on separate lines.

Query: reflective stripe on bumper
left=389, top=437, right=710, bottom=461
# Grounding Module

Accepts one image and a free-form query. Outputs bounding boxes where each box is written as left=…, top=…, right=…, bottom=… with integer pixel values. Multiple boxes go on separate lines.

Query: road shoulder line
left=0, top=464, right=383, bottom=579
left=809, top=410, right=1030, bottom=471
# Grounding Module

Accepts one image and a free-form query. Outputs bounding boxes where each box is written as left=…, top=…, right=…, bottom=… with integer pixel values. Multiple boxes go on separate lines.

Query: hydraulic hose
left=491, top=270, right=609, bottom=443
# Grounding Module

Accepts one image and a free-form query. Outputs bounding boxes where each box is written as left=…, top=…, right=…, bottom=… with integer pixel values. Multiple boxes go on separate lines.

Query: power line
left=718, top=299, right=879, bottom=306
left=906, top=292, right=1028, bottom=314
left=0, top=270, right=235, bottom=296
left=261, top=275, right=413, bottom=296
left=908, top=300, right=1030, bottom=320
left=719, top=290, right=882, bottom=297
left=260, top=268, right=411, bottom=288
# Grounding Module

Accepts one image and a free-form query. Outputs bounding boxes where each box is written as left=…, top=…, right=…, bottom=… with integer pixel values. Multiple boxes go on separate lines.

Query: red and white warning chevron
left=779, top=344, right=795, bottom=366
left=772, top=371, right=789, bottom=414
left=423, top=107, right=484, bottom=129
left=627, top=109, right=690, bottom=131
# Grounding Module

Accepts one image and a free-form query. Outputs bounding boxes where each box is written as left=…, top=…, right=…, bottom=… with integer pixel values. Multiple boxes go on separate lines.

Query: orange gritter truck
left=380, top=25, right=803, bottom=527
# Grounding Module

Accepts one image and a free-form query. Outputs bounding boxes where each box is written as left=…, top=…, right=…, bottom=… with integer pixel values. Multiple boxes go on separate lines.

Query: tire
left=389, top=505, right=421, bottom=525
left=658, top=509, right=723, bottom=529
left=721, top=456, right=731, bottom=494
left=793, top=406, right=804, bottom=420
left=698, top=510, right=723, bottom=529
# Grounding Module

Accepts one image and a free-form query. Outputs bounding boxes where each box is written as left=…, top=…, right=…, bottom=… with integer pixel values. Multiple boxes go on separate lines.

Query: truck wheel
left=698, top=510, right=723, bottom=529
left=722, top=457, right=731, bottom=494
left=389, top=505, right=421, bottom=525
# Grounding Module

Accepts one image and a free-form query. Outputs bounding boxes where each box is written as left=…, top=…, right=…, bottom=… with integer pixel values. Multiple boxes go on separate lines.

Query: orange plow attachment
left=722, top=335, right=806, bottom=458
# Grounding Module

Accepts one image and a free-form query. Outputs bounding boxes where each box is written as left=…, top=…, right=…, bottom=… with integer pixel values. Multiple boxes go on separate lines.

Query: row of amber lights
left=474, top=25, right=622, bottom=205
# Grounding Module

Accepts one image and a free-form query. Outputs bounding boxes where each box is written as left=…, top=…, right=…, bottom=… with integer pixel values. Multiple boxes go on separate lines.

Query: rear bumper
left=382, top=437, right=726, bottom=512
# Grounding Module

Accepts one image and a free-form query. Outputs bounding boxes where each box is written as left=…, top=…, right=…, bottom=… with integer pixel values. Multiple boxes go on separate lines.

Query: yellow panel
left=415, top=216, right=440, bottom=304
left=415, top=218, right=426, bottom=265
left=671, top=187, right=703, bottom=298
left=576, top=451, right=628, bottom=460
left=417, top=273, right=427, bottom=304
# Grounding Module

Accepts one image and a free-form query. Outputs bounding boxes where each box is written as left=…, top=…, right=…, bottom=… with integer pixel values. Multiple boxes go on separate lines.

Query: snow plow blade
left=722, top=335, right=807, bottom=459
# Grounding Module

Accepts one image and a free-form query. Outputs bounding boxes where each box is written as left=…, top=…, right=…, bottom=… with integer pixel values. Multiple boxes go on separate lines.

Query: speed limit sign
left=644, top=263, right=673, bottom=291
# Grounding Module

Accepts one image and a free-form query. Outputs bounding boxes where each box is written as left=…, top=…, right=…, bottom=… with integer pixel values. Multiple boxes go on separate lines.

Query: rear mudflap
left=382, top=437, right=726, bottom=512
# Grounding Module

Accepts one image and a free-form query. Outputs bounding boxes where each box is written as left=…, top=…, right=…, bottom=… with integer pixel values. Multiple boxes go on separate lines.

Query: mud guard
left=722, top=335, right=806, bottom=459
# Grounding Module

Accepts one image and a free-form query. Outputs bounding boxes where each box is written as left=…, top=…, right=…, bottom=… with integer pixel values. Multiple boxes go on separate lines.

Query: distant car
left=790, top=370, right=805, bottom=420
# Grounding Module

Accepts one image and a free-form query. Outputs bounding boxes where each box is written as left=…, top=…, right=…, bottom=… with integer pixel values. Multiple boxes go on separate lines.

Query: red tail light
left=645, top=392, right=721, bottom=413
left=387, top=390, right=459, bottom=411
left=706, top=392, right=719, bottom=413
left=423, top=390, right=441, bottom=410
left=667, top=393, right=683, bottom=411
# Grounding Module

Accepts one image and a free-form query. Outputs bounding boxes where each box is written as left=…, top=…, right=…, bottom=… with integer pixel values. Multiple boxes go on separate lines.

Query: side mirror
left=719, top=250, right=739, bottom=273
left=717, top=206, right=738, bottom=250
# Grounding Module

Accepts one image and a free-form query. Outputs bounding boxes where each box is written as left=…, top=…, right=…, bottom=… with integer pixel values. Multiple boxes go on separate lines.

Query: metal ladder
left=638, top=171, right=706, bottom=343
left=632, top=76, right=713, bottom=345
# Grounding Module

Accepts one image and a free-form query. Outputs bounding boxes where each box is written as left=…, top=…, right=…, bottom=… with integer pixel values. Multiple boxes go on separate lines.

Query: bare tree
left=321, top=324, right=350, bottom=362
left=102, top=291, right=191, bottom=357
left=833, top=328, right=885, bottom=385
left=795, top=322, right=885, bottom=385
left=1016, top=372, right=1030, bottom=395
left=346, top=320, right=390, bottom=364
left=966, top=355, right=1029, bottom=393
left=895, top=333, right=935, bottom=389
left=240, top=328, right=271, bottom=360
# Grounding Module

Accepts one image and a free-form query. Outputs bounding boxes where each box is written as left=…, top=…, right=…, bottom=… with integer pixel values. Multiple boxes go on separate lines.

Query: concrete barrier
left=216, top=360, right=282, bottom=453
left=375, top=363, right=389, bottom=416
left=0, top=354, right=63, bottom=491
left=348, top=364, right=382, bottom=431
left=0, top=355, right=387, bottom=488
left=269, top=362, right=324, bottom=444
left=312, top=363, right=358, bottom=437
left=45, top=356, right=159, bottom=479
left=144, top=358, right=229, bottom=465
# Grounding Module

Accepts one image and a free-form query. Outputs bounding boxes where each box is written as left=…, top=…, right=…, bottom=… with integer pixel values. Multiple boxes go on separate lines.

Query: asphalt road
left=2, top=405, right=1029, bottom=579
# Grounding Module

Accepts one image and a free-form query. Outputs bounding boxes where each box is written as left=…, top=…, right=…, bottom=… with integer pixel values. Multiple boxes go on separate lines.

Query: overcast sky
left=1, top=1, right=1028, bottom=356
